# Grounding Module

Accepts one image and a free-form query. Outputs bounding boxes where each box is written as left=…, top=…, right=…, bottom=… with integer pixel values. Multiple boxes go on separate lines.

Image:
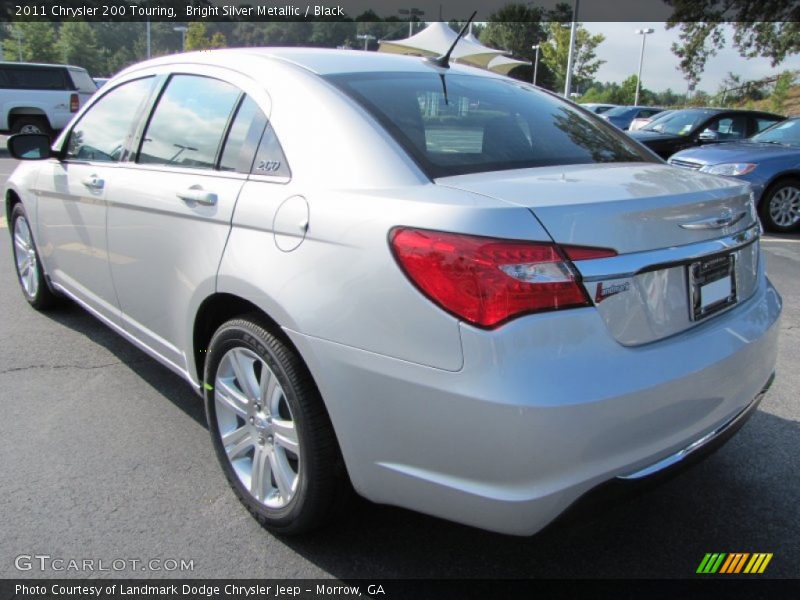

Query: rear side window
left=0, top=66, right=67, bottom=90
left=328, top=72, right=651, bottom=178
left=66, top=77, right=155, bottom=162
left=218, top=96, right=268, bottom=172
left=139, top=75, right=241, bottom=170
left=219, top=95, right=290, bottom=178
left=67, top=68, right=97, bottom=93
left=251, top=124, right=291, bottom=178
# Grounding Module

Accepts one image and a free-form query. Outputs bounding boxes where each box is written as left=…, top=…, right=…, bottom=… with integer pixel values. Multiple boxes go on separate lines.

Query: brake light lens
left=560, top=245, right=617, bottom=261
left=390, top=228, right=613, bottom=328
left=69, top=93, right=79, bottom=112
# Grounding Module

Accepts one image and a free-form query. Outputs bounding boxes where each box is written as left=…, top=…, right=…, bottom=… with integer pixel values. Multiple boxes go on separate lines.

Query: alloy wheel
left=214, top=347, right=300, bottom=508
left=769, top=185, right=800, bottom=228
left=13, top=216, right=39, bottom=298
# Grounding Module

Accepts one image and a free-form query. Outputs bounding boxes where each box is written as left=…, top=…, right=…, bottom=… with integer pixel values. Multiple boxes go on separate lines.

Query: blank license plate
left=689, top=254, right=737, bottom=321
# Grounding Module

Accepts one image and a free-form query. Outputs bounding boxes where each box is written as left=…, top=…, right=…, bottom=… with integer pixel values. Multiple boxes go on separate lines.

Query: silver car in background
left=5, top=49, right=781, bottom=536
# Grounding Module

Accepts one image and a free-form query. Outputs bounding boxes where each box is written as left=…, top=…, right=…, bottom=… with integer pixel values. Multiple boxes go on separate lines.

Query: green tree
left=540, top=21, right=605, bottom=94
left=652, top=88, right=684, bottom=107
left=771, top=71, right=795, bottom=114
left=57, top=22, right=103, bottom=74
left=4, top=23, right=59, bottom=63
left=185, top=22, right=227, bottom=51
left=209, top=32, right=227, bottom=49
left=256, top=22, right=314, bottom=46
left=310, top=19, right=356, bottom=48
left=481, top=6, right=546, bottom=57
left=479, top=3, right=558, bottom=86
left=686, top=90, right=710, bottom=107
left=579, top=76, right=657, bottom=106
left=667, top=1, right=799, bottom=87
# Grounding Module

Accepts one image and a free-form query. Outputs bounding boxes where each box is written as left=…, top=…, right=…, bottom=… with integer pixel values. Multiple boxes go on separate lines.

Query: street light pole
left=174, top=25, right=188, bottom=52
left=531, top=44, right=540, bottom=86
left=634, top=28, right=655, bottom=106
left=357, top=34, right=376, bottom=51
left=15, top=27, right=22, bottom=62
left=563, top=0, right=579, bottom=98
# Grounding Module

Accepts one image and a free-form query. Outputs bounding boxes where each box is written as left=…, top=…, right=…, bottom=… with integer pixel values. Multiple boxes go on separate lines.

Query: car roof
left=670, top=107, right=783, bottom=117
left=122, top=47, right=506, bottom=79
left=0, top=60, right=87, bottom=71
left=612, top=106, right=663, bottom=111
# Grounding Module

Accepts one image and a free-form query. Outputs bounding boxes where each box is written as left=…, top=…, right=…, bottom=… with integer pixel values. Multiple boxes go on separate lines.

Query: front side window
left=139, top=75, right=241, bottom=170
left=328, top=72, right=651, bottom=178
left=66, top=77, right=155, bottom=162
left=703, top=115, right=747, bottom=140
left=756, top=117, right=782, bottom=133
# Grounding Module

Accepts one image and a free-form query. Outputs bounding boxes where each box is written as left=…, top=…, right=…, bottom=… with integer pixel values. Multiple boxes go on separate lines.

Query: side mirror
left=7, top=134, right=52, bottom=160
left=698, top=130, right=719, bottom=142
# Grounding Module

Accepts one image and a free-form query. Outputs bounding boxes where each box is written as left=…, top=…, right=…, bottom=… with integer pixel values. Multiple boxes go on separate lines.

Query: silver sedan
left=5, top=48, right=781, bottom=535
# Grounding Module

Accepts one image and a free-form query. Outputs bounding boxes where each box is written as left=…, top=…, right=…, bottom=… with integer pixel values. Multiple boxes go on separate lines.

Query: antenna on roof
left=425, top=11, right=478, bottom=69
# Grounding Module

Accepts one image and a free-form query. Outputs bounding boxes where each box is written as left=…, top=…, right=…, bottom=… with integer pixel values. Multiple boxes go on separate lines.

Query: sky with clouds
left=583, top=22, right=800, bottom=94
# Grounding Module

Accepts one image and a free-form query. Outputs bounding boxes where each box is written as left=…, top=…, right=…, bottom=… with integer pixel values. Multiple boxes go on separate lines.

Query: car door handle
left=177, top=186, right=217, bottom=206
left=81, top=175, right=104, bottom=190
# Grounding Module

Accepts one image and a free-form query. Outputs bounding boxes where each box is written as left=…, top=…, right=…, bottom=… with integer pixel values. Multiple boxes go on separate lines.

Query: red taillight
left=390, top=228, right=613, bottom=328
left=69, top=93, right=79, bottom=112
left=561, top=245, right=617, bottom=261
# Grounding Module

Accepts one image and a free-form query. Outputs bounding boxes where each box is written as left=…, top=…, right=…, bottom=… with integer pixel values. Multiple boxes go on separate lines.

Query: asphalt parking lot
left=0, top=153, right=798, bottom=580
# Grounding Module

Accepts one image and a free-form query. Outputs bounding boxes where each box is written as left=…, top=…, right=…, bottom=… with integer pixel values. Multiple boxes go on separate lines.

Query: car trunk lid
left=437, top=163, right=760, bottom=345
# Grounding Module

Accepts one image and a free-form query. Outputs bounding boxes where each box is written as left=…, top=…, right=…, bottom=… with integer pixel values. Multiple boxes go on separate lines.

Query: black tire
left=759, top=177, right=800, bottom=233
left=9, top=203, right=61, bottom=310
left=204, top=316, right=349, bottom=535
left=10, top=116, right=52, bottom=138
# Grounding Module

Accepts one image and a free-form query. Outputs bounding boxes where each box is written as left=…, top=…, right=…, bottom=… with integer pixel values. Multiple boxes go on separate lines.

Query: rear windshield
left=602, top=106, right=635, bottom=117
left=642, top=110, right=711, bottom=135
left=68, top=68, right=97, bottom=93
left=0, top=66, right=68, bottom=90
left=327, top=72, right=653, bottom=178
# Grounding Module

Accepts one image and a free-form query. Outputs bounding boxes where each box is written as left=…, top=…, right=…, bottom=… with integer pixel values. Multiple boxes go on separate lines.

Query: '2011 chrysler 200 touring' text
left=5, top=48, right=780, bottom=535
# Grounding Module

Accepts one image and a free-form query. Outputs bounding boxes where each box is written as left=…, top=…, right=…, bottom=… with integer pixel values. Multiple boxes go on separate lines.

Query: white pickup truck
left=0, top=62, right=96, bottom=138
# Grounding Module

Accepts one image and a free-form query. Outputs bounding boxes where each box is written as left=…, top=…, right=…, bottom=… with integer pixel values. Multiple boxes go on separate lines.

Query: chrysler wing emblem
left=679, top=209, right=747, bottom=230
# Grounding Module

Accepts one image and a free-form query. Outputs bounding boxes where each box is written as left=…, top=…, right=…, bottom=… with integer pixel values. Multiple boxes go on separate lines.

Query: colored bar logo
left=696, top=553, right=773, bottom=574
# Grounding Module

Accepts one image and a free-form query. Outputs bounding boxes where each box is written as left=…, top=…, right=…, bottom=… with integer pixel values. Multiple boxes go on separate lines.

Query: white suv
left=0, top=62, right=96, bottom=138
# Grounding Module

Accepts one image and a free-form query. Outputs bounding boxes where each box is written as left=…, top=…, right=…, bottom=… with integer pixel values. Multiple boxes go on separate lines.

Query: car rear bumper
left=286, top=275, right=781, bottom=535
left=617, top=371, right=772, bottom=480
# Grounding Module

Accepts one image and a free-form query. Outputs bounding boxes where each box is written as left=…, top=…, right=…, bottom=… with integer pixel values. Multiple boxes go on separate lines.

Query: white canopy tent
left=378, top=22, right=507, bottom=68
left=487, top=55, right=530, bottom=76
left=462, top=31, right=484, bottom=46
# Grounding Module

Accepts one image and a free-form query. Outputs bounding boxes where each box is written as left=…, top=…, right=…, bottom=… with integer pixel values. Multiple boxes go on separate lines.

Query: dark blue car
left=600, top=105, right=664, bottom=130
left=669, top=116, right=800, bottom=232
